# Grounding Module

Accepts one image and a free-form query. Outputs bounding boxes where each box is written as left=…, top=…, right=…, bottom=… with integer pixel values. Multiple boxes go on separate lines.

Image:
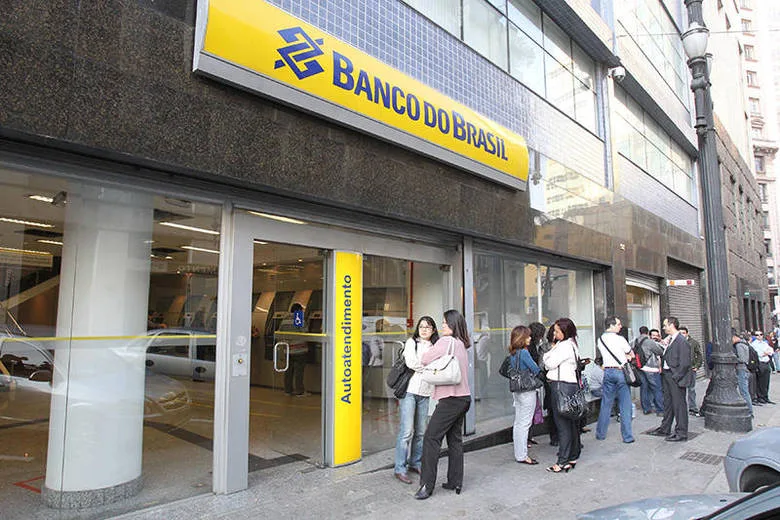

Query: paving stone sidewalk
left=115, top=376, right=780, bottom=520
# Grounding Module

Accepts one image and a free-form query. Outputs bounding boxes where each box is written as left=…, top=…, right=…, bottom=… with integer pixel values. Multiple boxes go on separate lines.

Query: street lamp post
left=683, top=0, right=751, bottom=432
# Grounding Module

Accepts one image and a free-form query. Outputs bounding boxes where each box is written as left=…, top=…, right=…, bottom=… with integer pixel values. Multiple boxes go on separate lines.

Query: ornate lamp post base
left=701, top=353, right=752, bottom=432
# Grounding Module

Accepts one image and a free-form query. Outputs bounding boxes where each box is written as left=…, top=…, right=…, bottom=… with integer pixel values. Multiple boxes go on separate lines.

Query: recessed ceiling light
left=253, top=240, right=268, bottom=245
left=27, top=194, right=55, bottom=203
left=0, top=246, right=52, bottom=256
left=181, top=245, right=220, bottom=254
left=159, top=222, right=219, bottom=235
left=0, top=217, right=55, bottom=228
left=36, top=239, right=63, bottom=246
left=247, top=211, right=306, bottom=225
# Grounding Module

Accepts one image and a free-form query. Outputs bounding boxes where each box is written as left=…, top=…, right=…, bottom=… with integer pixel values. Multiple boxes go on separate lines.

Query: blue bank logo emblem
left=274, top=27, right=325, bottom=80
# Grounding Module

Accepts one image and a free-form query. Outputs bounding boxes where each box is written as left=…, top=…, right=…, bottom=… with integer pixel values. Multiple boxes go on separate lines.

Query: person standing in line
left=527, top=322, right=548, bottom=446
left=773, top=335, right=780, bottom=374
left=632, top=326, right=653, bottom=415
left=393, top=316, right=438, bottom=484
left=540, top=323, right=560, bottom=447
left=415, top=310, right=471, bottom=500
left=542, top=318, right=582, bottom=474
left=595, top=316, right=635, bottom=444
left=640, top=328, right=665, bottom=416
left=680, top=326, right=703, bottom=416
left=499, top=325, right=541, bottom=465
left=649, top=317, right=693, bottom=441
left=750, top=331, right=775, bottom=405
left=732, top=329, right=754, bottom=418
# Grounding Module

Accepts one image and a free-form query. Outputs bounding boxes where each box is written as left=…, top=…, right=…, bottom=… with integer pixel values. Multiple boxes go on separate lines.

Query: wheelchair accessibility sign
left=293, top=310, right=305, bottom=328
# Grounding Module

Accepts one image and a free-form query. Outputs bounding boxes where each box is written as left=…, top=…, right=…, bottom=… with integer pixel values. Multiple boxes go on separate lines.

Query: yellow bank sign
left=194, top=0, right=529, bottom=190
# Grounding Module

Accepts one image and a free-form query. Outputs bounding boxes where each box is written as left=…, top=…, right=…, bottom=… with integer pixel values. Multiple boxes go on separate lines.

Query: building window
left=616, top=0, right=688, bottom=107
left=763, top=210, right=770, bottom=229
left=614, top=86, right=694, bottom=201
left=769, top=267, right=775, bottom=286
left=403, top=0, right=462, bottom=36
left=749, top=97, right=760, bottom=114
left=752, top=126, right=764, bottom=139
left=759, top=183, right=768, bottom=203
left=765, top=238, right=773, bottom=257
left=742, top=18, right=753, bottom=33
left=406, top=0, right=598, bottom=133
left=755, top=155, right=766, bottom=172
left=746, top=70, right=758, bottom=87
left=741, top=0, right=753, bottom=9
left=744, top=44, right=755, bottom=60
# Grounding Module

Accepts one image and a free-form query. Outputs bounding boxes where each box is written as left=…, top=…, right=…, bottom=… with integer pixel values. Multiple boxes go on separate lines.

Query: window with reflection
left=0, top=167, right=220, bottom=516
left=472, top=252, right=594, bottom=423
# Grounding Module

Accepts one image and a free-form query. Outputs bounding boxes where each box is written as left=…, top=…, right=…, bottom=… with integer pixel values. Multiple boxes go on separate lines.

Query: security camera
left=609, top=66, right=626, bottom=82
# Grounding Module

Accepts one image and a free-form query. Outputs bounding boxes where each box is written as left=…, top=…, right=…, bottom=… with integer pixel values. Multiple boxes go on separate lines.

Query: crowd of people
left=392, top=312, right=780, bottom=499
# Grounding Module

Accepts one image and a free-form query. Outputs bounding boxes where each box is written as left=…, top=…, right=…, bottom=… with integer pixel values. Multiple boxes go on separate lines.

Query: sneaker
left=295, top=391, right=312, bottom=397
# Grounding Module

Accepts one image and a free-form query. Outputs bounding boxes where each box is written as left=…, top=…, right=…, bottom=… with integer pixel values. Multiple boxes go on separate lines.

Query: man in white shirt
left=750, top=331, right=775, bottom=405
left=595, top=316, right=635, bottom=443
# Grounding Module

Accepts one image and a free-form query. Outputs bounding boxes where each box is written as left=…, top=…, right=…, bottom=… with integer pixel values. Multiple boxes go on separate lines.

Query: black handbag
left=386, top=343, right=414, bottom=398
left=599, top=337, right=642, bottom=387
left=499, top=354, right=543, bottom=393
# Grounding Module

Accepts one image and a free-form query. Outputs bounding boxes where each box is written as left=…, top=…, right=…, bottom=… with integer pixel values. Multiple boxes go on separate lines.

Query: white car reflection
left=144, top=328, right=216, bottom=381
left=0, top=333, right=191, bottom=428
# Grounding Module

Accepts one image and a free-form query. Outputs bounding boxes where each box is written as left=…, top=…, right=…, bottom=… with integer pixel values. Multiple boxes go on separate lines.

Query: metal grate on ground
left=679, top=451, right=724, bottom=465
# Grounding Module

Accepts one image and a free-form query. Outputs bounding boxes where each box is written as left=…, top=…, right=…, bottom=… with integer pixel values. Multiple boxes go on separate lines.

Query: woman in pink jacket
left=414, top=309, right=472, bottom=500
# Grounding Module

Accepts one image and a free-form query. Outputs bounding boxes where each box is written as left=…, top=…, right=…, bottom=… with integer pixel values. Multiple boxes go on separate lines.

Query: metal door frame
left=214, top=205, right=459, bottom=494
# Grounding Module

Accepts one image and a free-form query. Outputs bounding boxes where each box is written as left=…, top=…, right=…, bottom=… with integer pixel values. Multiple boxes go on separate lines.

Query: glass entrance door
left=248, top=242, right=325, bottom=468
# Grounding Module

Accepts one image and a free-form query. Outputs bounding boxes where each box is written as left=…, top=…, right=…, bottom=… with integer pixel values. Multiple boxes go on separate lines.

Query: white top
left=598, top=332, right=631, bottom=368
left=750, top=339, right=773, bottom=363
left=543, top=338, right=580, bottom=384
left=403, top=337, right=433, bottom=397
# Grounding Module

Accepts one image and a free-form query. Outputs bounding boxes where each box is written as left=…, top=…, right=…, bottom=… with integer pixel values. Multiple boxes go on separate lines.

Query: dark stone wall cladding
left=0, top=0, right=703, bottom=272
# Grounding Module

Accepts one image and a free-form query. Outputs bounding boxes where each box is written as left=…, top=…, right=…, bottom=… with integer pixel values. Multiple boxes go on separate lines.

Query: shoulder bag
left=421, top=337, right=462, bottom=386
left=501, top=353, right=542, bottom=393
left=386, top=342, right=414, bottom=399
left=554, top=344, right=588, bottom=420
left=599, top=336, right=641, bottom=387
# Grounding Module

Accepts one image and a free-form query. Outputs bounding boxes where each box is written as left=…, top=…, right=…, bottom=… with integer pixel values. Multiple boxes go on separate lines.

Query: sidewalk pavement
left=115, top=375, right=780, bottom=520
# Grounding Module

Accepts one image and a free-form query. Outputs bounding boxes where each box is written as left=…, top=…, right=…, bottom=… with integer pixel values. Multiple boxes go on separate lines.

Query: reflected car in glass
left=144, top=328, right=217, bottom=381
left=0, top=332, right=191, bottom=429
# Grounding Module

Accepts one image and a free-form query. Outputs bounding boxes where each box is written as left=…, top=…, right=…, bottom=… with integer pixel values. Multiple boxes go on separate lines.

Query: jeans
left=638, top=370, right=652, bottom=413
left=773, top=351, right=780, bottom=372
left=394, top=392, right=429, bottom=474
left=512, top=390, right=537, bottom=462
left=687, top=370, right=698, bottom=411
left=644, top=372, right=664, bottom=413
left=596, top=368, right=634, bottom=443
left=549, top=381, right=581, bottom=466
left=736, top=368, right=753, bottom=415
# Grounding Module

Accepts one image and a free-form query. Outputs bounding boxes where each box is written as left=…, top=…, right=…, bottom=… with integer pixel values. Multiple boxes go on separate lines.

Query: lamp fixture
left=181, top=245, right=220, bottom=254
left=27, top=194, right=55, bottom=203
left=159, top=222, right=220, bottom=235
left=37, top=239, right=64, bottom=246
left=247, top=211, right=306, bottom=225
left=0, top=246, right=52, bottom=256
left=0, top=217, right=55, bottom=228
left=681, top=21, right=709, bottom=60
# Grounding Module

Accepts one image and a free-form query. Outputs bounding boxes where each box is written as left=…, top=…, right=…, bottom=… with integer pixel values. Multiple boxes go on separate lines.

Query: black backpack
left=746, top=343, right=760, bottom=373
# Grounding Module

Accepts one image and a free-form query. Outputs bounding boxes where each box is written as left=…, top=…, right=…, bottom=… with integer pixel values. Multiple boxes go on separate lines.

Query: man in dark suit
left=649, top=317, right=693, bottom=441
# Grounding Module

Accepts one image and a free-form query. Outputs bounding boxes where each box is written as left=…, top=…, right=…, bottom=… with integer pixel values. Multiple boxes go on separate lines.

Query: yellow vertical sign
left=333, top=251, right=362, bottom=465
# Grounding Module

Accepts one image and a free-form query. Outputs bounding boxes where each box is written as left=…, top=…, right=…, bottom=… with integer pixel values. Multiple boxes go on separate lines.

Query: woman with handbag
left=393, top=316, right=439, bottom=484
left=499, top=325, right=541, bottom=465
left=415, top=309, right=471, bottom=500
left=542, top=317, right=582, bottom=474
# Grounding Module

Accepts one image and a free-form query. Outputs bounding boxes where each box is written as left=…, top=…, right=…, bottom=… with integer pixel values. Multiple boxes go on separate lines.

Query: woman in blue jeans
left=393, top=316, right=438, bottom=484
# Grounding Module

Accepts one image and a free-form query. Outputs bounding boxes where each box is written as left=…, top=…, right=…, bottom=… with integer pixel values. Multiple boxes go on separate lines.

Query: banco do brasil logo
left=274, top=27, right=325, bottom=80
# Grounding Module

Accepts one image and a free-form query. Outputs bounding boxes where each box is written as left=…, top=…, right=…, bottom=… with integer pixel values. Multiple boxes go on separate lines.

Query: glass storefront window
left=464, top=0, right=509, bottom=70
left=0, top=168, right=220, bottom=517
left=473, top=252, right=594, bottom=422
left=360, top=256, right=450, bottom=455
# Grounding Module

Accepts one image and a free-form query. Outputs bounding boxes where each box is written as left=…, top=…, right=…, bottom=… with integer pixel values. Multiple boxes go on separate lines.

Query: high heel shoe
left=415, top=484, right=434, bottom=500
left=567, top=460, right=577, bottom=469
left=546, top=464, right=564, bottom=473
left=441, top=482, right=462, bottom=494
left=562, top=463, right=573, bottom=472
